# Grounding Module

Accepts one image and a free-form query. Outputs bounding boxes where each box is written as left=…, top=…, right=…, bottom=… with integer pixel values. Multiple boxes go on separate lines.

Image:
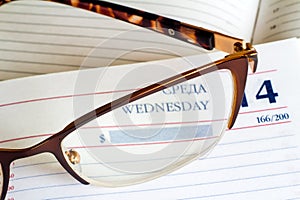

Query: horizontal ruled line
left=286, top=1, right=300, bottom=7
left=0, top=69, right=42, bottom=75
left=66, top=147, right=300, bottom=178
left=68, top=136, right=218, bottom=150
left=0, top=119, right=291, bottom=145
left=263, top=27, right=300, bottom=41
left=0, top=47, right=175, bottom=62
left=11, top=145, right=298, bottom=172
left=0, top=10, right=105, bottom=19
left=83, top=155, right=300, bottom=179
left=0, top=58, right=81, bottom=68
left=179, top=182, right=300, bottom=200
left=269, top=0, right=285, bottom=6
left=11, top=156, right=300, bottom=184
left=239, top=106, right=288, bottom=115
left=12, top=172, right=67, bottom=182
left=39, top=171, right=300, bottom=199
left=177, top=158, right=300, bottom=176
left=0, top=20, right=131, bottom=31
left=266, top=10, right=300, bottom=23
left=0, top=133, right=53, bottom=144
left=81, top=119, right=226, bottom=129
left=248, top=69, right=277, bottom=75
left=0, top=88, right=138, bottom=108
left=219, top=134, right=295, bottom=146
left=282, top=18, right=300, bottom=25
left=0, top=38, right=194, bottom=54
left=228, top=120, right=292, bottom=131
left=0, top=69, right=278, bottom=108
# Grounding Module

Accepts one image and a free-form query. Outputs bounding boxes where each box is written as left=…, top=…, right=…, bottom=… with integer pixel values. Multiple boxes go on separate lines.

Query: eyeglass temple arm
left=0, top=0, right=246, bottom=53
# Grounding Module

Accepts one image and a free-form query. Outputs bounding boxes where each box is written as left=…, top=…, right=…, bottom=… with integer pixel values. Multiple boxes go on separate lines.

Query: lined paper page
left=0, top=39, right=299, bottom=199
left=0, top=1, right=200, bottom=80
left=0, top=0, right=259, bottom=80
left=253, top=0, right=300, bottom=44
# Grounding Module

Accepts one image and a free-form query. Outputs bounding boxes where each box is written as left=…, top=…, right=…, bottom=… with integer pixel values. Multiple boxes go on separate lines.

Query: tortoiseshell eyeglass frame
left=0, top=0, right=258, bottom=199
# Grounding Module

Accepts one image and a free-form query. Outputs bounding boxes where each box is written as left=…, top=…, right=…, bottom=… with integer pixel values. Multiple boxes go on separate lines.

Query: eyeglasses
left=0, top=0, right=258, bottom=199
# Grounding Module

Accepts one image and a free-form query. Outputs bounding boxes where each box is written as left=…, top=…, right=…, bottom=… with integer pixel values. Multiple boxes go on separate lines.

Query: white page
left=0, top=0, right=259, bottom=80
left=253, top=0, right=300, bottom=44
left=0, top=38, right=299, bottom=199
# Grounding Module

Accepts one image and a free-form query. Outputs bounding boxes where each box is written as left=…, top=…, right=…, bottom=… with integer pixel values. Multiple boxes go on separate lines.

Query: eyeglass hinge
left=234, top=42, right=253, bottom=52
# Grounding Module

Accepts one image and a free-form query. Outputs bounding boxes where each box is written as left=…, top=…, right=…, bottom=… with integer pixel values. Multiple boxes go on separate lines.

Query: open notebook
left=0, top=0, right=299, bottom=80
left=0, top=0, right=300, bottom=199
left=0, top=38, right=300, bottom=200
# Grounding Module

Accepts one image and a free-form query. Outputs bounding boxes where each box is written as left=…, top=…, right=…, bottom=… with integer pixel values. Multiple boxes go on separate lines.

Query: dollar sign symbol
left=99, top=134, right=106, bottom=143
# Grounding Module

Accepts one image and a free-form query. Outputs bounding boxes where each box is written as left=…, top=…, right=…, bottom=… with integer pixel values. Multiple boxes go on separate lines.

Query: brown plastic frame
left=0, top=1, right=258, bottom=199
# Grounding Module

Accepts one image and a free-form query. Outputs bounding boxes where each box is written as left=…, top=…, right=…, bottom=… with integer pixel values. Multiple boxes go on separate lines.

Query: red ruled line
left=0, top=70, right=277, bottom=108
left=239, top=106, right=288, bottom=115
left=69, top=135, right=219, bottom=149
left=248, top=69, right=277, bottom=75
left=0, top=88, right=138, bottom=108
left=0, top=120, right=292, bottom=145
left=81, top=119, right=227, bottom=129
left=228, top=120, right=292, bottom=131
left=0, top=133, right=53, bottom=144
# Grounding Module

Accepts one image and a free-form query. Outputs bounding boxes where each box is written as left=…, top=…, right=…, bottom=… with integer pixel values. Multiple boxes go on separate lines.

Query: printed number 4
left=242, top=80, right=279, bottom=107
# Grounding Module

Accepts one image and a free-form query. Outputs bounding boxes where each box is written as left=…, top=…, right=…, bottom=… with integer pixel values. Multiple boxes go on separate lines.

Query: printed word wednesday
left=122, top=100, right=209, bottom=114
